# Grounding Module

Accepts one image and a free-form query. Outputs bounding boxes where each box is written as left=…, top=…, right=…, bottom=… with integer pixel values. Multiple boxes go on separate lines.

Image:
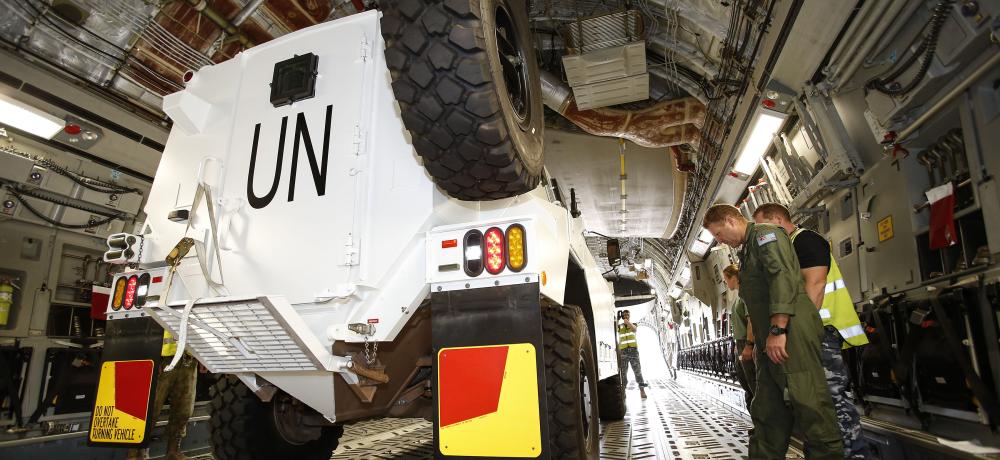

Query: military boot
left=164, top=434, right=191, bottom=460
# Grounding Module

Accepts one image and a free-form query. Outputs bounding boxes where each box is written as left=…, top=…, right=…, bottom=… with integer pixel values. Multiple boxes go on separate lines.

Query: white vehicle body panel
left=108, top=11, right=616, bottom=420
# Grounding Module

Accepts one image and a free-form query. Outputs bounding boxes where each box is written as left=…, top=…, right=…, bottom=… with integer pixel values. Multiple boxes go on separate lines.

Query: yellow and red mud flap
left=88, top=317, right=164, bottom=447
left=432, top=283, right=549, bottom=459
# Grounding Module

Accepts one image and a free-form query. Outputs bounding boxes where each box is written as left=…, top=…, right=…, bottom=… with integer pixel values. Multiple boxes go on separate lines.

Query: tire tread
left=380, top=0, right=540, bottom=200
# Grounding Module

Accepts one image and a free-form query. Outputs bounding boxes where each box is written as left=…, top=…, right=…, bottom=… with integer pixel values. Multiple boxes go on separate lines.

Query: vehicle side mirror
left=607, top=239, right=621, bottom=267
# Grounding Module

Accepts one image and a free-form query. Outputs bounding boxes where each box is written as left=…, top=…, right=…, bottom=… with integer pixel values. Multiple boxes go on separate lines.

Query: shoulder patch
left=757, top=232, right=778, bottom=246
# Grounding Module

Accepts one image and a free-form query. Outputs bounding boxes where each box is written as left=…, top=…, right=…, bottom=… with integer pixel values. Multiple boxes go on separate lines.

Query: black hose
left=36, top=159, right=141, bottom=194
left=4, top=187, right=124, bottom=229
left=865, top=0, right=955, bottom=97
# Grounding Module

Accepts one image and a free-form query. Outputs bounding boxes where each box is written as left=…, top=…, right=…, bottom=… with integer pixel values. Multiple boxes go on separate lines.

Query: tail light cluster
left=111, top=272, right=152, bottom=311
left=459, top=224, right=527, bottom=277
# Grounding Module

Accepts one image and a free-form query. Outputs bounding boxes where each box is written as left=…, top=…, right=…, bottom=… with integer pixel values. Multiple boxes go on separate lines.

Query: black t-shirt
left=792, top=228, right=831, bottom=269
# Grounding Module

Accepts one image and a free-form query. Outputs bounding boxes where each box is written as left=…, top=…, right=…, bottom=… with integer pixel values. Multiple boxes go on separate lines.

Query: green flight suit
left=737, top=223, right=842, bottom=460
left=731, top=297, right=749, bottom=341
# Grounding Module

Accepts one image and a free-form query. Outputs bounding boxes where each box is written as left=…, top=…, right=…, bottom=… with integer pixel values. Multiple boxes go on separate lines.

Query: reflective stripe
left=618, top=327, right=637, bottom=349
left=162, top=330, right=177, bottom=357
left=824, top=279, right=846, bottom=294
left=839, top=324, right=866, bottom=339
left=818, top=308, right=831, bottom=319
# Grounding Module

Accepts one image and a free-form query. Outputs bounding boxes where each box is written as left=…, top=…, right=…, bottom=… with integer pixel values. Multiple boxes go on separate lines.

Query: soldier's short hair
left=702, top=204, right=745, bottom=227
left=753, top=202, right=792, bottom=222
left=722, top=264, right=739, bottom=278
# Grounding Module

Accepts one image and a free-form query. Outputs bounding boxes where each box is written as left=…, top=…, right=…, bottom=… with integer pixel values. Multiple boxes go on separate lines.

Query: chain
left=130, top=235, right=145, bottom=269
left=362, top=326, right=378, bottom=365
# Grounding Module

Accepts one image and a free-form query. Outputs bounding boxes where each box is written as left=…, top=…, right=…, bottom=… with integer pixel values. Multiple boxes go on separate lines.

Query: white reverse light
left=733, top=109, right=787, bottom=175
left=465, top=245, right=482, bottom=260
left=0, top=94, right=64, bottom=139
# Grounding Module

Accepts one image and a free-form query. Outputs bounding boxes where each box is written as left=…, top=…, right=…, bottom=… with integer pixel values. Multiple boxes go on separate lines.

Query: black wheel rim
left=272, top=393, right=319, bottom=445
left=494, top=4, right=530, bottom=128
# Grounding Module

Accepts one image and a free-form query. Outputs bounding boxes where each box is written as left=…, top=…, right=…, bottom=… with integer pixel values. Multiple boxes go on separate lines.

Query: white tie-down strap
left=824, top=279, right=846, bottom=294
left=186, top=183, right=226, bottom=290
left=819, top=308, right=832, bottom=319
left=151, top=279, right=257, bottom=372
left=165, top=298, right=198, bottom=371
left=839, top=324, right=866, bottom=340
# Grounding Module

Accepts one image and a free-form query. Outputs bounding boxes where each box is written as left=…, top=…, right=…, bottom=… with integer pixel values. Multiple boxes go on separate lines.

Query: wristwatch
left=769, top=325, right=788, bottom=336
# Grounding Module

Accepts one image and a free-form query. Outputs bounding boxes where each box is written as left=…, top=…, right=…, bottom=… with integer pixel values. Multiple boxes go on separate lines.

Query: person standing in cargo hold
left=126, top=330, right=197, bottom=460
left=723, top=264, right=757, bottom=416
left=753, top=202, right=872, bottom=460
left=617, top=310, right=647, bottom=399
left=702, top=204, right=842, bottom=460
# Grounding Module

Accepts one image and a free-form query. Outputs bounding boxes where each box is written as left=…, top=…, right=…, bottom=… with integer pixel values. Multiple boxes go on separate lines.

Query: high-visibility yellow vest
left=162, top=330, right=178, bottom=357
left=792, top=228, right=869, bottom=348
left=617, top=324, right=637, bottom=350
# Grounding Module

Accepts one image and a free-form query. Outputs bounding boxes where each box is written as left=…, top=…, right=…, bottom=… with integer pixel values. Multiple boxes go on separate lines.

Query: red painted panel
left=114, top=361, right=154, bottom=421
left=439, top=346, right=509, bottom=427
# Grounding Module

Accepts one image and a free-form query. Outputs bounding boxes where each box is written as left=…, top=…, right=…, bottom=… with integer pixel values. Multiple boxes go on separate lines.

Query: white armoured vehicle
left=94, top=3, right=624, bottom=459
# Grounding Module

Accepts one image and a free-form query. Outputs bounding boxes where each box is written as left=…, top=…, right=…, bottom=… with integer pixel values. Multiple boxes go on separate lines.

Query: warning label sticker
left=89, top=360, right=155, bottom=445
left=877, top=216, right=894, bottom=242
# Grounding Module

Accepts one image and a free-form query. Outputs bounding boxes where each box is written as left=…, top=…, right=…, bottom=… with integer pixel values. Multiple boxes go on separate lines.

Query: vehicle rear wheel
left=597, top=372, right=627, bottom=421
left=542, top=304, right=600, bottom=458
left=209, top=376, right=342, bottom=460
left=380, top=0, right=544, bottom=200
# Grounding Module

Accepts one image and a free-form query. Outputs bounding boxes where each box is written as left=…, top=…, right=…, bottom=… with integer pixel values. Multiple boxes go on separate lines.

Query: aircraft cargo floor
left=191, top=376, right=804, bottom=460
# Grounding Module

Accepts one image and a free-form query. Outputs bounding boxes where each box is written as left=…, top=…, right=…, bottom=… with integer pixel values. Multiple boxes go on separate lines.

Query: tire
left=380, top=0, right=544, bottom=201
left=209, top=376, right=343, bottom=460
left=542, top=305, right=600, bottom=458
left=597, top=373, right=626, bottom=421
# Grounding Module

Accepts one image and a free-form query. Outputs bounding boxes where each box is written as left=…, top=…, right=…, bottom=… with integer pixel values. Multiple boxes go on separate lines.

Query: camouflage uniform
left=618, top=323, right=646, bottom=388
left=621, top=347, right=646, bottom=388
left=126, top=348, right=197, bottom=460
left=151, top=354, right=197, bottom=447
left=821, top=326, right=871, bottom=459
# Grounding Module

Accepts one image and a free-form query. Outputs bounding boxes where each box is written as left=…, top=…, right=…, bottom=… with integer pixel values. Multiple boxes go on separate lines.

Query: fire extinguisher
left=0, top=278, right=13, bottom=326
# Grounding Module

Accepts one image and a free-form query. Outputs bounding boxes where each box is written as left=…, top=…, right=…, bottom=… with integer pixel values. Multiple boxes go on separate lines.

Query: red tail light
left=123, top=275, right=138, bottom=309
left=484, top=227, right=506, bottom=275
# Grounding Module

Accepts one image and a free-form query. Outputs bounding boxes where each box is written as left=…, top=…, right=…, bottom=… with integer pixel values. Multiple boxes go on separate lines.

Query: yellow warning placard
left=89, top=360, right=155, bottom=445
left=438, top=343, right=541, bottom=457
left=877, top=216, right=894, bottom=242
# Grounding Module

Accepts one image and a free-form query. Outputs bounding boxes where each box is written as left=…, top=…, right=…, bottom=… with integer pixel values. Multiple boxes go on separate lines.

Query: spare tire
left=380, top=0, right=544, bottom=200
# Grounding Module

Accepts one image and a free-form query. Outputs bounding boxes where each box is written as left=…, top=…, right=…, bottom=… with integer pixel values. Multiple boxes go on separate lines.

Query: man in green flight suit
left=703, top=204, right=842, bottom=459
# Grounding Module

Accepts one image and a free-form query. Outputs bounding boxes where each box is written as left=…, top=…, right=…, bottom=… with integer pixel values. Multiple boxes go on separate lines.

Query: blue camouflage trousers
left=821, top=326, right=871, bottom=460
